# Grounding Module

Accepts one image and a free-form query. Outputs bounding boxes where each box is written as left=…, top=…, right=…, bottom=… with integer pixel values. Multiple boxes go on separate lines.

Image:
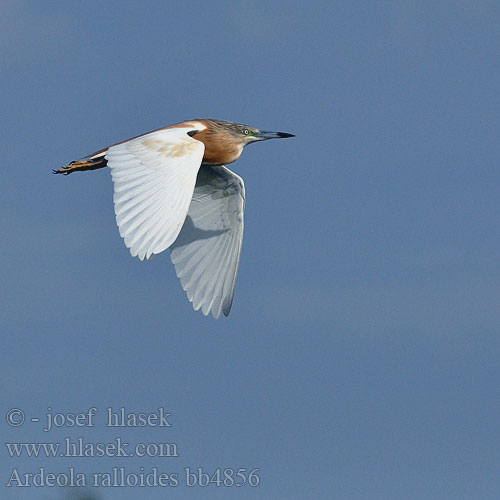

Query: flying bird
left=54, top=119, right=294, bottom=318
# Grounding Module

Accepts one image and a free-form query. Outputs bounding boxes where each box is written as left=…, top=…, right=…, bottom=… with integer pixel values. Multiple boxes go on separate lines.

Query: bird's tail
left=53, top=156, right=107, bottom=175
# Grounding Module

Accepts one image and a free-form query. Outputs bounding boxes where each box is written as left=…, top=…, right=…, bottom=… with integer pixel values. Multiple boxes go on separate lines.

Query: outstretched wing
left=170, top=165, right=245, bottom=319
left=105, top=125, right=205, bottom=261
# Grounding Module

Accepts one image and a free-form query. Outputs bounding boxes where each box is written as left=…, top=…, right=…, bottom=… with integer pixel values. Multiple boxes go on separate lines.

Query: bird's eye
left=243, top=129, right=249, bottom=135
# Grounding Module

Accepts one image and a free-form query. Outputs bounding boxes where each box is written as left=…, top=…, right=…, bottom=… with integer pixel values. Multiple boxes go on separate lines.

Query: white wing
left=170, top=165, right=245, bottom=319
left=105, top=126, right=205, bottom=261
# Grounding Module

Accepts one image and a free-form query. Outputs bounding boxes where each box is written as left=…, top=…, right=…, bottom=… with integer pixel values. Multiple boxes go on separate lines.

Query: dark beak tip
left=278, top=132, right=295, bottom=138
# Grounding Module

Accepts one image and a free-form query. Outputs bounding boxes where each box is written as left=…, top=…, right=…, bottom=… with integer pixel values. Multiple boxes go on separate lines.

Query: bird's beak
left=253, top=130, right=295, bottom=141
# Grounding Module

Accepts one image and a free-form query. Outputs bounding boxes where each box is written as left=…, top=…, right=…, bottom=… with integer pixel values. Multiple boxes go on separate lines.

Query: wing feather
left=106, top=126, right=205, bottom=261
left=170, top=165, right=245, bottom=319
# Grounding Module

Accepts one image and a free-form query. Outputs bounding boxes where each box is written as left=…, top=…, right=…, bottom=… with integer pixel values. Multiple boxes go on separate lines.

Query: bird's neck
left=193, top=129, right=243, bottom=166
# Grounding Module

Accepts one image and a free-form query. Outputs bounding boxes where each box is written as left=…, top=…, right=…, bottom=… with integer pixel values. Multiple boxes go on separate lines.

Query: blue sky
left=1, top=1, right=499, bottom=499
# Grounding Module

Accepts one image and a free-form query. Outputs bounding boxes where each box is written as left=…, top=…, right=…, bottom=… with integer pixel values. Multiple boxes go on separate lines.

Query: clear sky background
left=1, top=1, right=499, bottom=499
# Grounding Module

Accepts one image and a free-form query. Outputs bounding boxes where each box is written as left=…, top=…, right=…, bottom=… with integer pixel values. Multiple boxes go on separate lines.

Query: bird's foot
left=53, top=159, right=106, bottom=175
left=53, top=161, right=91, bottom=175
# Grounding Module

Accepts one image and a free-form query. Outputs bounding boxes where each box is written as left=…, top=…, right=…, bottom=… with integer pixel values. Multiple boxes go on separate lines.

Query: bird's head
left=206, top=119, right=295, bottom=148
left=192, top=119, right=294, bottom=166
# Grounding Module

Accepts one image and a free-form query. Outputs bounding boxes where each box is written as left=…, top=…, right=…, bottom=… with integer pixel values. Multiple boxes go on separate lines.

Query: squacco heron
left=55, top=119, right=294, bottom=318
